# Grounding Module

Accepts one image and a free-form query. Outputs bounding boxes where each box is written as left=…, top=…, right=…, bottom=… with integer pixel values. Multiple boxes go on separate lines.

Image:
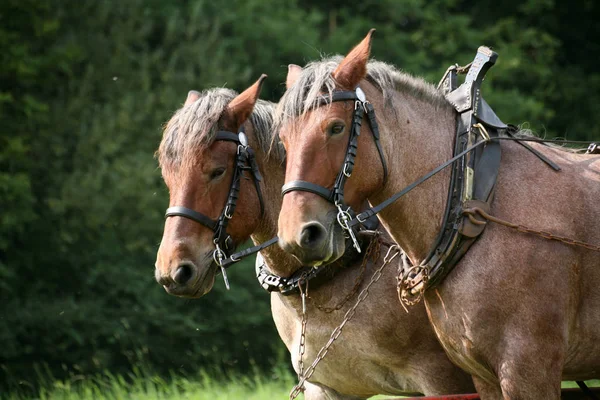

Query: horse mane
left=274, top=56, right=452, bottom=134
left=158, top=88, right=281, bottom=173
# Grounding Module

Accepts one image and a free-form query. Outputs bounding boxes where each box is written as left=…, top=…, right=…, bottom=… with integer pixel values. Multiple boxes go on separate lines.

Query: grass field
left=3, top=369, right=598, bottom=400
left=3, top=368, right=295, bottom=400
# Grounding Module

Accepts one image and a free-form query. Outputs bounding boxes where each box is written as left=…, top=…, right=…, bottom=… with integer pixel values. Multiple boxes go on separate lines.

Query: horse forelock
left=157, top=88, right=281, bottom=178
left=273, top=56, right=451, bottom=139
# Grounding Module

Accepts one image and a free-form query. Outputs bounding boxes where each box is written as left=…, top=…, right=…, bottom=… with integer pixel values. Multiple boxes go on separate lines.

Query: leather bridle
left=281, top=87, right=388, bottom=252
left=164, top=127, right=264, bottom=289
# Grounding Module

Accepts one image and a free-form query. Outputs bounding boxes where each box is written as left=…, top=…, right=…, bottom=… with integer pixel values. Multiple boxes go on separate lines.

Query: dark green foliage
left=1, top=0, right=598, bottom=391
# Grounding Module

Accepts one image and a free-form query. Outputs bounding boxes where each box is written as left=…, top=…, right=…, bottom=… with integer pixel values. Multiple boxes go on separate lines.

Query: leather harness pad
left=425, top=46, right=504, bottom=288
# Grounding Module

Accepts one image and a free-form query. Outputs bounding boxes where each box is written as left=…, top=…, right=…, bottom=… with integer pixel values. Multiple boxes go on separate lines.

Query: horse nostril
left=173, top=262, right=195, bottom=285
left=299, top=222, right=327, bottom=249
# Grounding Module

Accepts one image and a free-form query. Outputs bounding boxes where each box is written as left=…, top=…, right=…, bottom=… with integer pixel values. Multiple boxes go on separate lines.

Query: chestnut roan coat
left=276, top=30, right=600, bottom=399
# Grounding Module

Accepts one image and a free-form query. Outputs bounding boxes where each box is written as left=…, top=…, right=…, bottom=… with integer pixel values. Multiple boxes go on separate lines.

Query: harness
left=164, top=127, right=264, bottom=289
left=255, top=217, right=381, bottom=295
left=281, top=88, right=388, bottom=252
left=280, top=46, right=583, bottom=297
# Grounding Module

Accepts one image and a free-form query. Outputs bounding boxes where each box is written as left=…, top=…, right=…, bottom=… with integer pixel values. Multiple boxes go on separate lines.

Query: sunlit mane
left=158, top=88, right=282, bottom=172
left=274, top=56, right=451, bottom=133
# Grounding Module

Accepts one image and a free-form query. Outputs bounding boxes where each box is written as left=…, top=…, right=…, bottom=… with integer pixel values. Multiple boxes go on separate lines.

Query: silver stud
left=355, top=87, right=367, bottom=102
left=239, top=132, right=248, bottom=147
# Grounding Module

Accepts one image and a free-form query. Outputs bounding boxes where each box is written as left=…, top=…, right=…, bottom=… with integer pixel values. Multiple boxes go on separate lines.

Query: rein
left=281, top=87, right=388, bottom=252
left=349, top=133, right=600, bottom=228
left=164, top=127, right=264, bottom=289
left=347, top=138, right=488, bottom=227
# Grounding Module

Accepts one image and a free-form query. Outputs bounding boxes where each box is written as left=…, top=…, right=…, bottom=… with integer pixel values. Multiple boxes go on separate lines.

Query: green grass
left=3, top=367, right=296, bottom=400
left=4, top=369, right=599, bottom=400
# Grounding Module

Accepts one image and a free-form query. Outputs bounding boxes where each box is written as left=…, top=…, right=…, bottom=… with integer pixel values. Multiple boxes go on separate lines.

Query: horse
left=154, top=78, right=476, bottom=398
left=275, top=30, right=600, bottom=399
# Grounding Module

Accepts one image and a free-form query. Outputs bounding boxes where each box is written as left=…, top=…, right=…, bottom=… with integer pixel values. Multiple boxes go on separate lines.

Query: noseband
left=281, top=87, right=388, bottom=252
left=165, top=127, right=264, bottom=289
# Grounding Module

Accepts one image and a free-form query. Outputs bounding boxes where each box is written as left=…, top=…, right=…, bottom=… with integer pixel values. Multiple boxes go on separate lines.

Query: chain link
left=296, top=274, right=309, bottom=392
left=310, top=236, right=381, bottom=313
left=397, top=252, right=429, bottom=312
left=463, top=207, right=600, bottom=253
left=289, top=243, right=401, bottom=400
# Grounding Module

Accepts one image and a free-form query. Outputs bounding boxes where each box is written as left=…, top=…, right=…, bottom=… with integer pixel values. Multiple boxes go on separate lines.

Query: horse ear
left=223, top=74, right=268, bottom=130
left=286, top=64, right=302, bottom=89
left=332, top=28, right=375, bottom=89
left=184, top=90, right=201, bottom=106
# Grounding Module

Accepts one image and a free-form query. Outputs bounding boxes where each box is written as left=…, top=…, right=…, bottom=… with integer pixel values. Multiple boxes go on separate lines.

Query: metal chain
left=463, top=207, right=600, bottom=253
left=310, top=236, right=382, bottom=313
left=397, top=253, right=430, bottom=312
left=296, top=274, right=309, bottom=392
left=289, top=245, right=401, bottom=400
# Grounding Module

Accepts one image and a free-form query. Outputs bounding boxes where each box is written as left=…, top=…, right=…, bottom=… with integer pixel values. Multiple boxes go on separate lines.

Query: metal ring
left=336, top=209, right=351, bottom=230
left=383, top=244, right=400, bottom=264
left=213, top=246, right=226, bottom=266
left=224, top=206, right=234, bottom=219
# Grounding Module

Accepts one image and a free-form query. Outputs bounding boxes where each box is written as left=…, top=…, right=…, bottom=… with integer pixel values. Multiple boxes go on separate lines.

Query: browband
left=317, top=90, right=359, bottom=106
left=214, top=131, right=241, bottom=143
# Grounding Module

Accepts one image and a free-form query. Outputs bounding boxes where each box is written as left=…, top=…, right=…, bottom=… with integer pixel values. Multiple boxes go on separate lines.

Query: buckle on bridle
left=213, top=242, right=231, bottom=290
left=473, top=123, right=491, bottom=142
left=335, top=202, right=361, bottom=253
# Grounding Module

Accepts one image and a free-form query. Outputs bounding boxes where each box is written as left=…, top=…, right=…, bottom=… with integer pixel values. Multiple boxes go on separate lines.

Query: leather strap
left=165, top=206, right=217, bottom=230
left=221, top=236, right=279, bottom=269
left=349, top=140, right=488, bottom=227
left=365, top=103, right=388, bottom=184
left=214, top=131, right=241, bottom=143
left=317, top=91, right=358, bottom=105
left=281, top=180, right=332, bottom=201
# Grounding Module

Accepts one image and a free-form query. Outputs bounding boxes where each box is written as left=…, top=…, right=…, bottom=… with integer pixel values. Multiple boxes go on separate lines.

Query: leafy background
left=1, top=0, right=599, bottom=393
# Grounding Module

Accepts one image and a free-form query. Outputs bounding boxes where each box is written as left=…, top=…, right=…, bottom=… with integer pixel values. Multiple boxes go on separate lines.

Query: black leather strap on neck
left=349, top=140, right=488, bottom=227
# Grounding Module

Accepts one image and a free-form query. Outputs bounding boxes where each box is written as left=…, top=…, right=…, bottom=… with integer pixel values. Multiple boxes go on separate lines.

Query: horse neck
left=370, top=89, right=456, bottom=263
left=246, top=132, right=302, bottom=277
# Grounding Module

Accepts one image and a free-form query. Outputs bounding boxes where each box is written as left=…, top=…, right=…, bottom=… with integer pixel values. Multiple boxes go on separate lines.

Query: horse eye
left=210, top=167, right=226, bottom=180
left=329, top=123, right=345, bottom=135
